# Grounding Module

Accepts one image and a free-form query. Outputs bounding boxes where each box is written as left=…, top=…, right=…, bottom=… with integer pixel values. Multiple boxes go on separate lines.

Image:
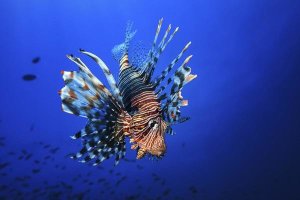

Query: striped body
left=118, top=58, right=167, bottom=158
left=59, top=18, right=196, bottom=165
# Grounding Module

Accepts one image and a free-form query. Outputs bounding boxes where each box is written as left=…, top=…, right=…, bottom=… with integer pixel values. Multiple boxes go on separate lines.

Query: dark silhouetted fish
left=0, top=172, right=7, bottom=177
left=34, top=160, right=40, bottom=164
left=152, top=173, right=160, bottom=181
left=0, top=184, right=8, bottom=191
left=189, top=186, right=198, bottom=194
left=8, top=151, right=15, bottom=156
left=32, top=188, right=41, bottom=193
left=32, top=169, right=40, bottom=174
left=22, top=74, right=37, bottom=81
left=18, top=155, right=24, bottom=160
left=25, top=153, right=33, bottom=160
left=21, top=149, right=28, bottom=155
left=30, top=123, right=35, bottom=131
left=125, top=195, right=139, bottom=200
left=49, top=147, right=60, bottom=154
left=32, top=57, right=40, bottom=64
left=22, top=183, right=29, bottom=188
left=163, top=188, right=171, bottom=196
left=0, top=162, right=10, bottom=170
left=0, top=137, right=5, bottom=146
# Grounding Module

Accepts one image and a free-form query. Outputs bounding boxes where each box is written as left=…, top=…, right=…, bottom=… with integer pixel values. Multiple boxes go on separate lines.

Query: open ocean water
left=0, top=0, right=299, bottom=199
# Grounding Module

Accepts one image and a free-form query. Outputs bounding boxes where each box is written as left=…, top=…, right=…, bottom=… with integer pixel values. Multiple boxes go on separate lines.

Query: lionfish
left=59, top=18, right=197, bottom=165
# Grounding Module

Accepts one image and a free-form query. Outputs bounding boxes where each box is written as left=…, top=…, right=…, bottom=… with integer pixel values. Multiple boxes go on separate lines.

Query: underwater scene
left=1, top=0, right=300, bottom=199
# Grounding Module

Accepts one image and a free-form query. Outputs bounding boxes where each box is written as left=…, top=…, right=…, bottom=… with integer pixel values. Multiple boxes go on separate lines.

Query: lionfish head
left=130, top=113, right=168, bottom=159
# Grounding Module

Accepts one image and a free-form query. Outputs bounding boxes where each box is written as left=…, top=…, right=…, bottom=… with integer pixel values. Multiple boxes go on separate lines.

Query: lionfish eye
left=148, top=119, right=158, bottom=128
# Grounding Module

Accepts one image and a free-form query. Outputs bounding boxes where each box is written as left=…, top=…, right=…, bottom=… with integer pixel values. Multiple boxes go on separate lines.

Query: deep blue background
left=0, top=0, right=299, bottom=199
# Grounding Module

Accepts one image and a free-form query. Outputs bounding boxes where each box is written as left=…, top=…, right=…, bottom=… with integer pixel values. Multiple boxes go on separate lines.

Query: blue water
left=1, top=0, right=299, bottom=199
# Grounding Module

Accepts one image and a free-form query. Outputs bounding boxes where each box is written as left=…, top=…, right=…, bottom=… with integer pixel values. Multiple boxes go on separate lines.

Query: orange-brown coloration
left=96, top=84, right=105, bottom=90
left=91, top=93, right=100, bottom=101
left=68, top=90, right=77, bottom=99
left=82, top=83, right=89, bottom=90
left=128, top=90, right=168, bottom=159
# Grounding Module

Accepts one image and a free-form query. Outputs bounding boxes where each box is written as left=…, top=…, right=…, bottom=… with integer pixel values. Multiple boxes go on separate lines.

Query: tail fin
left=59, top=54, right=131, bottom=165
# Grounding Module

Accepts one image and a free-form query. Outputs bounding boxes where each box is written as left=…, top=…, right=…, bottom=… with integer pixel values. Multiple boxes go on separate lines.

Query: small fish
left=88, top=182, right=94, bottom=186
left=32, top=169, right=40, bottom=174
left=0, top=184, right=8, bottom=190
left=32, top=57, right=40, bottom=64
left=49, top=147, right=60, bottom=154
left=21, top=183, right=29, bottom=188
left=162, top=188, right=171, bottom=196
left=30, top=124, right=35, bottom=131
left=182, top=142, right=186, bottom=148
left=116, top=178, right=125, bottom=186
left=18, top=155, right=24, bottom=160
left=21, top=149, right=28, bottom=155
left=34, top=160, right=40, bottom=164
left=32, top=188, right=41, bottom=193
left=59, top=18, right=196, bottom=165
left=0, top=172, right=7, bottom=177
left=25, top=153, right=33, bottom=160
left=0, top=162, right=10, bottom=170
left=189, top=186, right=198, bottom=194
left=22, top=74, right=37, bottom=81
left=7, top=151, right=15, bottom=155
